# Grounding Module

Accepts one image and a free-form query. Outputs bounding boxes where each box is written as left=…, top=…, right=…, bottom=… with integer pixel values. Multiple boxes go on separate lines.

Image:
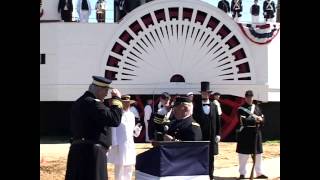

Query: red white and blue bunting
left=238, top=23, right=280, bottom=45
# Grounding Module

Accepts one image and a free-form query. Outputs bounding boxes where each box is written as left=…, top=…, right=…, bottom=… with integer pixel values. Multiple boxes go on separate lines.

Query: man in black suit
left=58, top=0, right=73, bottom=22
left=193, top=81, right=221, bottom=180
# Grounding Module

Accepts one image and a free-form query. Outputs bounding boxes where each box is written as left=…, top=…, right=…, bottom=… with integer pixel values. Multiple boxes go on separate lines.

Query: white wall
left=267, top=31, right=280, bottom=101
left=40, top=23, right=118, bottom=101
left=41, top=0, right=61, bottom=21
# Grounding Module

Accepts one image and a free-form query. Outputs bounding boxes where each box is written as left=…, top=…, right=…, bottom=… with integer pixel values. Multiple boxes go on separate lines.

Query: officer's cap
left=174, top=96, right=192, bottom=107
left=245, top=90, right=254, bottom=97
left=92, top=76, right=112, bottom=88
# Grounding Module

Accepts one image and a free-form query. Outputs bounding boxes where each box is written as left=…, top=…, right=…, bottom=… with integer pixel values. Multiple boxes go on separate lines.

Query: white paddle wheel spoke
left=103, top=0, right=255, bottom=85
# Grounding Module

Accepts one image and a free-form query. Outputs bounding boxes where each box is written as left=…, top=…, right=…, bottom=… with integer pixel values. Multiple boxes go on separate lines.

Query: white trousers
left=115, top=165, right=134, bottom=180
left=238, top=153, right=263, bottom=176
left=144, top=119, right=150, bottom=142
left=265, top=18, right=275, bottom=23
left=252, top=15, right=259, bottom=24
left=79, top=10, right=89, bottom=22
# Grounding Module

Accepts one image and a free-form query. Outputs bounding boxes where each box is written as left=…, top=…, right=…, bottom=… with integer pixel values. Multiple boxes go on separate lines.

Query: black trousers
left=232, top=11, right=242, bottom=18
left=264, top=10, right=275, bottom=19
left=65, top=143, right=108, bottom=180
left=96, top=11, right=105, bottom=22
left=61, top=10, right=72, bottom=22
left=209, top=145, right=215, bottom=179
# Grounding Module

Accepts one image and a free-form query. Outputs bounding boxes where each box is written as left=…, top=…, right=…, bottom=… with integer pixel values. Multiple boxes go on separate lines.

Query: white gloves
left=111, top=88, right=121, bottom=98
left=133, top=123, right=143, bottom=137
left=215, top=135, right=221, bottom=143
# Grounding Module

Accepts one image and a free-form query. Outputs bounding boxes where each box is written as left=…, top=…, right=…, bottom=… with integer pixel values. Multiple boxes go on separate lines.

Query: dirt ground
left=40, top=142, right=280, bottom=180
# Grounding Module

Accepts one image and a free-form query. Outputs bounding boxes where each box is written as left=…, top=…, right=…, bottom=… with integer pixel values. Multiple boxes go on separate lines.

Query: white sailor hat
left=186, top=92, right=194, bottom=96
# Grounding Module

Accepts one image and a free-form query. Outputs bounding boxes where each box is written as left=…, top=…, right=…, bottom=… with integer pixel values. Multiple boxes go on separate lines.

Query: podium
left=135, top=141, right=210, bottom=180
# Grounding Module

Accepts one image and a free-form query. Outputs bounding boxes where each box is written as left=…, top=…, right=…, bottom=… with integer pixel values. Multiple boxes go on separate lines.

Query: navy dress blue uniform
left=236, top=103, right=264, bottom=154
left=167, top=116, right=202, bottom=141
left=251, top=4, right=260, bottom=16
left=231, top=0, right=243, bottom=18
left=263, top=0, right=276, bottom=20
left=65, top=76, right=123, bottom=180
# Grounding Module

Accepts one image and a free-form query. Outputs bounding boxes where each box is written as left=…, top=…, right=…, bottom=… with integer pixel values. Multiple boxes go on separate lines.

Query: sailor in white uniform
left=108, top=95, right=142, bottom=180
left=77, top=0, right=91, bottom=22
left=213, top=92, right=222, bottom=117
left=143, top=99, right=153, bottom=142
left=250, top=0, right=260, bottom=23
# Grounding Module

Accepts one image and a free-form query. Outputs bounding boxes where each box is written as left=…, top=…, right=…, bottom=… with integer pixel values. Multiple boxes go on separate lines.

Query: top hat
left=199, top=81, right=212, bottom=93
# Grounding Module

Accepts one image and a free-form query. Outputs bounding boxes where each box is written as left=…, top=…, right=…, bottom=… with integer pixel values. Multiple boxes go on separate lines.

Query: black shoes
left=256, top=174, right=268, bottom=179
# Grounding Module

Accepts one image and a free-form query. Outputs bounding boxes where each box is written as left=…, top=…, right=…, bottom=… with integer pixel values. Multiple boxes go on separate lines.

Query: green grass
left=264, top=140, right=280, bottom=144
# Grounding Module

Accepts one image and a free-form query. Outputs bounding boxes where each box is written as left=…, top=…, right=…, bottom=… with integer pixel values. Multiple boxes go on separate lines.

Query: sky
left=72, top=0, right=278, bottom=23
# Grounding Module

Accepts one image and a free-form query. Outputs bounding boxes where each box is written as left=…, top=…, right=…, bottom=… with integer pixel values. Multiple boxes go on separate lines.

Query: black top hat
left=245, top=90, right=254, bottom=97
left=174, top=96, right=192, bottom=107
left=200, top=81, right=212, bottom=93
left=92, top=76, right=112, bottom=88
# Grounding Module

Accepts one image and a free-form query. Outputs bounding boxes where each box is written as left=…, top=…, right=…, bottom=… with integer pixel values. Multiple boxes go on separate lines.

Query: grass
left=264, top=140, right=280, bottom=144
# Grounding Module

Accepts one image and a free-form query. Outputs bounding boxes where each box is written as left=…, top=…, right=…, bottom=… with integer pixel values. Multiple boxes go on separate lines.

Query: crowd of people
left=64, top=75, right=269, bottom=180
left=218, top=0, right=276, bottom=23
left=51, top=0, right=277, bottom=23
left=58, top=0, right=106, bottom=22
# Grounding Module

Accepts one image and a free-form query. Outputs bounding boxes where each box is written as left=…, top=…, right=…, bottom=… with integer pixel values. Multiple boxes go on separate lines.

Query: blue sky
left=72, top=0, right=277, bottom=23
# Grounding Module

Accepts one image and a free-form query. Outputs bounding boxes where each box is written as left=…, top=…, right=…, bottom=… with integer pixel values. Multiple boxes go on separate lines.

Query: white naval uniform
left=144, top=104, right=152, bottom=142
left=108, top=110, right=139, bottom=180
left=239, top=153, right=263, bottom=176
left=77, top=0, right=91, bottom=22
left=213, top=100, right=222, bottom=116
left=252, top=15, right=259, bottom=23
left=130, top=106, right=140, bottom=121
